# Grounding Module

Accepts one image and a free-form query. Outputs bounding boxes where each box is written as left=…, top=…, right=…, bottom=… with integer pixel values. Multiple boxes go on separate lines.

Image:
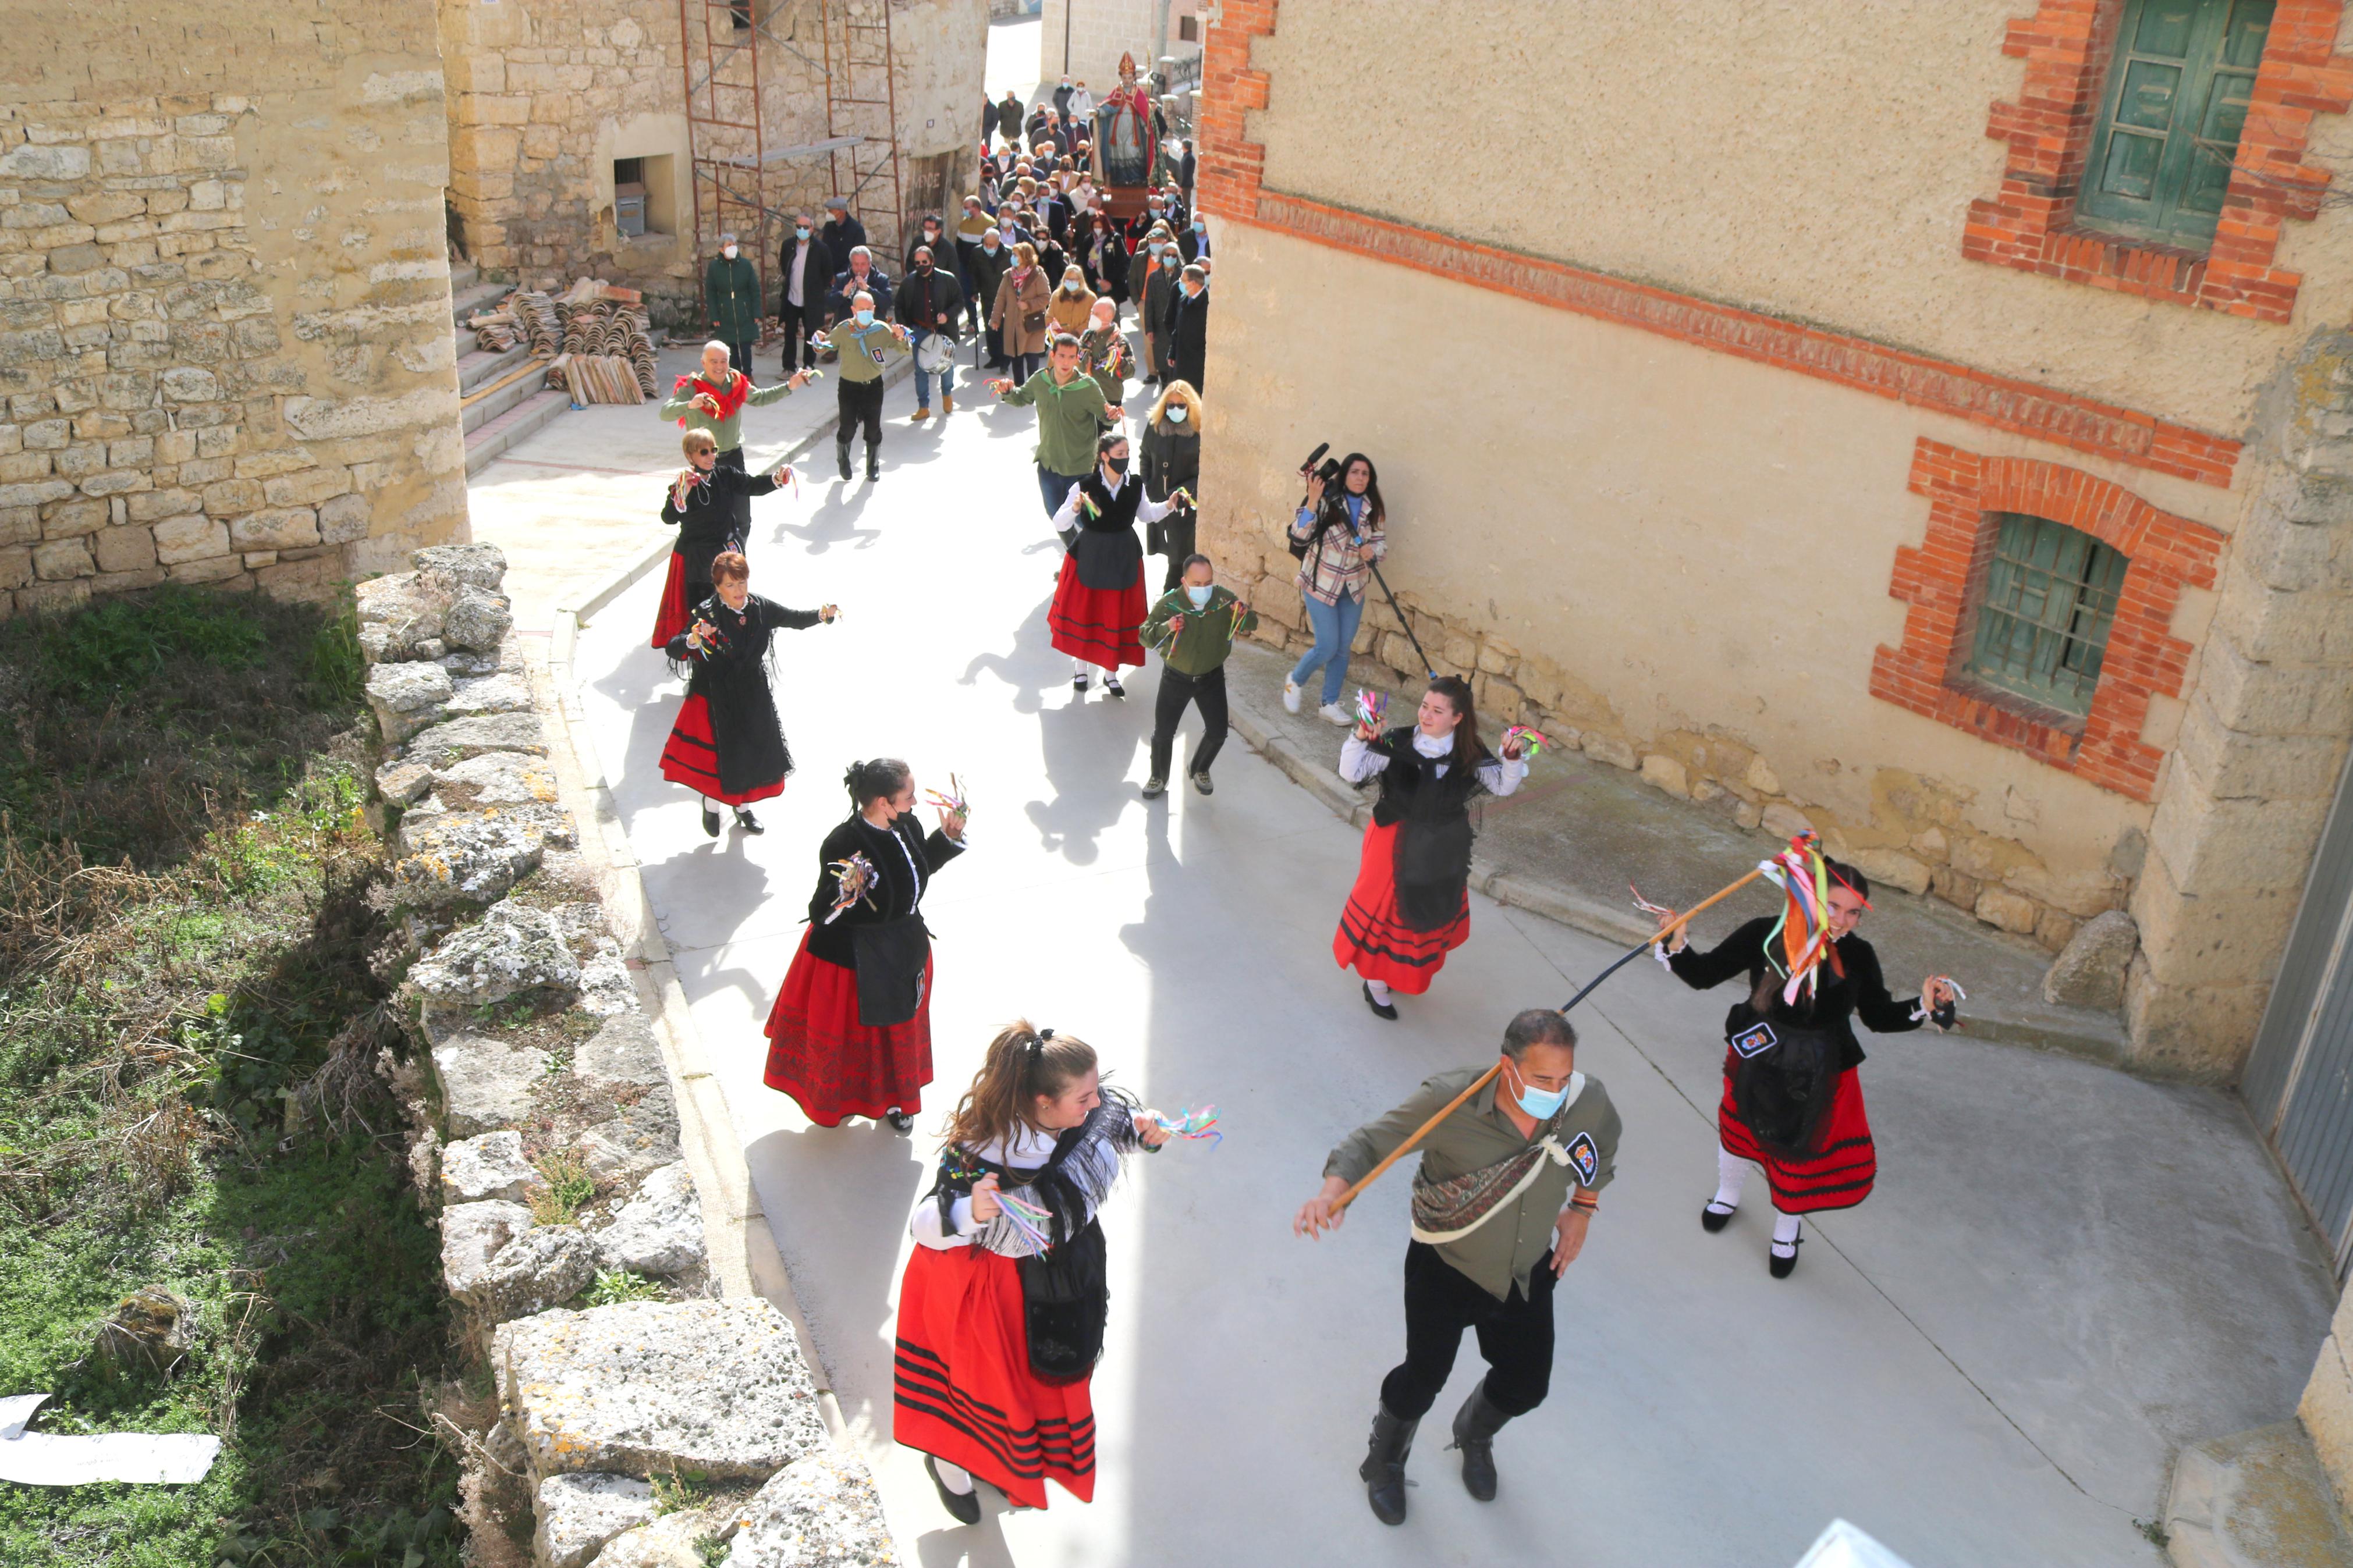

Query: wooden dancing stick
left=1330, top=863, right=1770, bottom=1214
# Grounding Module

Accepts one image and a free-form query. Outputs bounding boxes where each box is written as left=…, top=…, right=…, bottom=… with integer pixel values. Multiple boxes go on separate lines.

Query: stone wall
left=1039, top=0, right=1163, bottom=91
left=0, top=1, right=467, bottom=616
left=440, top=0, right=987, bottom=330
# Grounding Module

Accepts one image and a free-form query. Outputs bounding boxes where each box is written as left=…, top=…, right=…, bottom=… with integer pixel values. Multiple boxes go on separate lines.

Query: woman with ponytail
left=760, top=758, right=968, bottom=1132
left=1332, top=675, right=1530, bottom=1019
left=895, top=1020, right=1172, bottom=1521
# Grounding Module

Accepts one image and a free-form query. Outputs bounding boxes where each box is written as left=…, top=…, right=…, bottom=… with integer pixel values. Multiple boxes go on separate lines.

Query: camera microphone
left=1299, top=442, right=1330, bottom=476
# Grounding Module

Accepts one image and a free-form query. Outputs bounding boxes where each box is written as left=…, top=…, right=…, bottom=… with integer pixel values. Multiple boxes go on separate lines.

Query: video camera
left=1298, top=441, right=1343, bottom=489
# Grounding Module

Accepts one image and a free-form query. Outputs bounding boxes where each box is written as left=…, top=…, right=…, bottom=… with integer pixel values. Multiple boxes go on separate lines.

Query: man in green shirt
left=703, top=233, right=764, bottom=374
left=1138, top=551, right=1244, bottom=799
left=657, top=341, right=808, bottom=532
left=1296, top=1008, right=1623, bottom=1526
left=811, top=289, right=910, bottom=482
left=986, top=332, right=1118, bottom=522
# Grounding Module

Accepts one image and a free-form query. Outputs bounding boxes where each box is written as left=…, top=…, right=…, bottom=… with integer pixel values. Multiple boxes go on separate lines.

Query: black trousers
left=1378, top=1242, right=1557, bottom=1421
left=778, top=304, right=819, bottom=374
left=715, top=445, right=751, bottom=534
left=1148, top=665, right=1227, bottom=780
left=836, top=376, right=885, bottom=466
left=726, top=339, right=758, bottom=379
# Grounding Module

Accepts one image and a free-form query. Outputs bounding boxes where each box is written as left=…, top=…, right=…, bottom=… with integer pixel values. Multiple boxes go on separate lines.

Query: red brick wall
left=1966, top=0, right=2353, bottom=322
left=1872, top=439, right=2226, bottom=801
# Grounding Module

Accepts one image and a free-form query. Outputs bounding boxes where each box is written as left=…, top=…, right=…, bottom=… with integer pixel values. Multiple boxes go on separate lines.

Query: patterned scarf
left=672, top=368, right=749, bottom=428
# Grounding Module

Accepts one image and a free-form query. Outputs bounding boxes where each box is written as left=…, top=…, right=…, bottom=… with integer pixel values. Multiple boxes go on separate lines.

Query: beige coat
left=1046, top=282, right=1098, bottom=339
left=991, top=267, right=1053, bottom=356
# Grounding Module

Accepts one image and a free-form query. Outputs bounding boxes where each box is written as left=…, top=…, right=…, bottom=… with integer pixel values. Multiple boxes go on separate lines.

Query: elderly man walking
left=658, top=340, right=808, bottom=531
left=812, top=292, right=910, bottom=482
left=704, top=234, right=764, bottom=377
left=1295, top=1009, right=1623, bottom=1527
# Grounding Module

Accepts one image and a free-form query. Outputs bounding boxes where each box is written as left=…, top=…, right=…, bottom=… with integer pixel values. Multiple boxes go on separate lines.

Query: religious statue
left=1094, top=51, right=1160, bottom=193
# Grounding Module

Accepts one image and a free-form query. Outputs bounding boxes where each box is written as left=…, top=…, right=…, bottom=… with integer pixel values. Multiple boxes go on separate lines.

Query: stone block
left=588, top=1509, right=730, bottom=1568
left=40, top=496, right=107, bottom=536
left=151, top=513, right=228, bottom=564
left=406, top=710, right=547, bottom=765
left=77, top=468, right=151, bottom=497
left=0, top=479, right=73, bottom=509
left=1745, top=755, right=1781, bottom=795
left=466, top=1225, right=598, bottom=1320
left=316, top=490, right=370, bottom=545
left=202, top=477, right=264, bottom=514
left=2174, top=697, right=2349, bottom=803
left=31, top=537, right=93, bottom=580
left=593, top=1163, right=706, bottom=1278
left=166, top=554, right=246, bottom=585
left=1847, top=847, right=1932, bottom=897
left=0, top=546, right=31, bottom=590
left=365, top=659, right=455, bottom=741
left=443, top=585, right=513, bottom=652
left=2149, top=769, right=2331, bottom=895
left=91, top=524, right=155, bottom=573
left=1931, top=865, right=1981, bottom=913
left=432, top=1031, right=553, bottom=1138
left=726, top=1450, right=893, bottom=1568
left=2197, top=631, right=2353, bottom=738
left=1975, top=886, right=2041, bottom=936
left=0, top=144, right=93, bottom=180
left=65, top=193, right=147, bottom=226
left=123, top=486, right=199, bottom=522
left=158, top=365, right=219, bottom=403
left=431, top=749, right=557, bottom=813
left=408, top=899, right=581, bottom=1005
left=534, top=1474, right=658, bottom=1568
left=1581, top=732, right=1637, bottom=770
left=228, top=506, right=318, bottom=550
left=2043, top=909, right=2137, bottom=1011
left=494, top=1300, right=830, bottom=1481
left=1639, top=753, right=1688, bottom=799
left=440, top=1199, right=535, bottom=1300
left=261, top=465, right=352, bottom=507
left=1762, top=802, right=1814, bottom=840
left=441, top=1129, right=542, bottom=1206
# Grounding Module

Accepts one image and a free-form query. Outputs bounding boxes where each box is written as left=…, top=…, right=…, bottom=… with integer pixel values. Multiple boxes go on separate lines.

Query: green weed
left=585, top=1268, right=666, bottom=1308
left=529, top=1150, right=595, bottom=1226
left=650, top=1464, right=712, bottom=1516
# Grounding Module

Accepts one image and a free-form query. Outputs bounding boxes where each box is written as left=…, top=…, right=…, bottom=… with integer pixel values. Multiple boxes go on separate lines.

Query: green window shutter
left=2077, top=0, right=2274, bottom=248
left=1967, top=514, right=2131, bottom=719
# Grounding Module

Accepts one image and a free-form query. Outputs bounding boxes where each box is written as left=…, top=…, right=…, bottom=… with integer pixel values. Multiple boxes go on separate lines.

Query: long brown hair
left=942, top=1018, right=1098, bottom=1149
left=1426, top=674, right=1491, bottom=774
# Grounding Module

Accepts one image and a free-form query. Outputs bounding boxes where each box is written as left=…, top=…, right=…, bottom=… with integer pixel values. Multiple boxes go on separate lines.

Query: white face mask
left=722, top=245, right=737, bottom=258
left=1185, top=584, right=1213, bottom=607
left=1166, top=404, right=1189, bottom=424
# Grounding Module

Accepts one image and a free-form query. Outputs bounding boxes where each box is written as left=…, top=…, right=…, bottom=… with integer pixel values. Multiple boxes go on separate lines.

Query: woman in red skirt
left=1653, top=858, right=1962, bottom=1278
left=895, top=1020, right=1170, bottom=1521
left=1333, top=675, right=1529, bottom=1019
left=762, top=758, right=968, bottom=1132
left=1046, top=430, right=1190, bottom=699
left=659, top=552, right=835, bottom=836
left=650, top=429, right=792, bottom=649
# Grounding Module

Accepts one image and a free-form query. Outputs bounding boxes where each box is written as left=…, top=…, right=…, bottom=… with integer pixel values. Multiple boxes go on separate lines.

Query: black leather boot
left=1449, top=1385, right=1514, bottom=1502
left=1358, top=1405, right=1417, bottom=1526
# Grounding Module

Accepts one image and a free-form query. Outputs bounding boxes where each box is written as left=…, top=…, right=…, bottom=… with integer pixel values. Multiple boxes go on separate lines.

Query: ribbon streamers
left=1503, top=724, right=1549, bottom=758
left=1355, top=688, right=1389, bottom=730
left=824, top=852, right=878, bottom=922
left=1152, top=1105, right=1223, bottom=1146
left=924, top=772, right=970, bottom=819
left=1755, top=832, right=1856, bottom=1006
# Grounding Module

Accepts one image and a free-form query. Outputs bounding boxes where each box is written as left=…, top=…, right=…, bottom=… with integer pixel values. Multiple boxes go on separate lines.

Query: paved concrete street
left=485, top=331, right=2341, bottom=1568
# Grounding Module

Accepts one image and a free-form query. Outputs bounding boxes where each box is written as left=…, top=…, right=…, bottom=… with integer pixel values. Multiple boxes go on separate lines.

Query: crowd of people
left=640, top=74, right=1968, bottom=1540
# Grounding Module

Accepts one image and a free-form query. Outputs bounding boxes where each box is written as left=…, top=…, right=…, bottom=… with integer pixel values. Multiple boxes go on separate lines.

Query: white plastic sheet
left=0, top=1394, right=222, bottom=1486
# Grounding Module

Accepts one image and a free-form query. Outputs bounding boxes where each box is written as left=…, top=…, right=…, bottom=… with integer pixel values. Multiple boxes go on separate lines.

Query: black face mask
left=916, top=261, right=932, bottom=273
left=1104, top=454, right=1129, bottom=476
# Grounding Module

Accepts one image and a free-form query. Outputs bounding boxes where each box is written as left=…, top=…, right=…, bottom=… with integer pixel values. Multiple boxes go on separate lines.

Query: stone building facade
left=0, top=0, right=468, bottom=614
left=1193, top=0, right=2353, bottom=1083
left=438, top=0, right=989, bottom=330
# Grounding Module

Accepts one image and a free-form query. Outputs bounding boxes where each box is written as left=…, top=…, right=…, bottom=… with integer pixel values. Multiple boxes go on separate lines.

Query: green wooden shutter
left=2077, top=0, right=2274, bottom=248
left=1967, top=514, right=2130, bottom=719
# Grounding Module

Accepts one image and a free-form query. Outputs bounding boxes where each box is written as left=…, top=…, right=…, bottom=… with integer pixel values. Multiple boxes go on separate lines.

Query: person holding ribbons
left=1294, top=1008, right=1623, bottom=1526
left=1045, top=429, right=1188, bottom=699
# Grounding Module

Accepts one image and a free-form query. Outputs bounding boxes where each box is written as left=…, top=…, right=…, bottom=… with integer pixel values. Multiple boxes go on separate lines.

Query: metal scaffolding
left=679, top=0, right=770, bottom=262
left=819, top=0, right=906, bottom=261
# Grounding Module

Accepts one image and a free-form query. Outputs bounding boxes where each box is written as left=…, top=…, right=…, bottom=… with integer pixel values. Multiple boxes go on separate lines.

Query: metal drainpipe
left=1062, top=0, right=1071, bottom=73
left=1153, top=0, right=1170, bottom=72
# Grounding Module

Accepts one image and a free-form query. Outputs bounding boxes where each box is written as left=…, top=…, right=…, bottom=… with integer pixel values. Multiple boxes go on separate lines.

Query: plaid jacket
left=1290, top=497, right=1386, bottom=606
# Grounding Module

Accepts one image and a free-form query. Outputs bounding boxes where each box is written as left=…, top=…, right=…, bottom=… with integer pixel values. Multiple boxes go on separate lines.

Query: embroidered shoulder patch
left=1731, top=1021, right=1778, bottom=1059
left=1565, top=1130, right=1600, bottom=1187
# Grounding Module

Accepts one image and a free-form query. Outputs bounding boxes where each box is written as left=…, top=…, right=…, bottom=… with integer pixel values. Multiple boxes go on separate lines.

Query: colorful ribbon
left=1755, top=832, right=1868, bottom=1006
left=824, top=852, right=878, bottom=922
left=1355, top=688, right=1389, bottom=730
left=993, top=1189, right=1056, bottom=1251
left=924, top=772, right=969, bottom=819
left=1152, top=1105, right=1222, bottom=1146
left=1503, top=724, right=1549, bottom=758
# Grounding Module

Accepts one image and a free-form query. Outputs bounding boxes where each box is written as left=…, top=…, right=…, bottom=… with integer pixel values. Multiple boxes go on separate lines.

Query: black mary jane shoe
left=1103, top=675, right=1125, bottom=698
left=924, top=1455, right=982, bottom=1526
left=1700, top=1201, right=1737, bottom=1233
left=1071, top=673, right=1089, bottom=696
left=733, top=808, right=764, bottom=834
left=884, top=1108, right=915, bottom=1135
left=1768, top=1236, right=1803, bottom=1279
left=700, top=803, right=721, bottom=838
left=1362, top=982, right=1399, bottom=1022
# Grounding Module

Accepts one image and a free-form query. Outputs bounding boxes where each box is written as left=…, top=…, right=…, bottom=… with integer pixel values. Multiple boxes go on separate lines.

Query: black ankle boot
left=1448, top=1385, right=1513, bottom=1502
left=1358, top=1405, right=1417, bottom=1527
left=836, top=445, right=853, bottom=481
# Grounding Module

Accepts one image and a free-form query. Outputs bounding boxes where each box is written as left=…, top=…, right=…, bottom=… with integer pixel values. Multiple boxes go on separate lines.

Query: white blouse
left=1050, top=474, right=1181, bottom=536
left=1339, top=727, right=1529, bottom=795
left=910, top=1123, right=1093, bottom=1251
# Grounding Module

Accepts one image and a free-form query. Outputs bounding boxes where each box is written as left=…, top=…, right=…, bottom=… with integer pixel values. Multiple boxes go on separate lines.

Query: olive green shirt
left=656, top=374, right=798, bottom=453
left=1140, top=584, right=1255, bottom=677
left=1325, top=1065, right=1623, bottom=1300
left=999, top=364, right=1117, bottom=477
left=817, top=319, right=911, bottom=385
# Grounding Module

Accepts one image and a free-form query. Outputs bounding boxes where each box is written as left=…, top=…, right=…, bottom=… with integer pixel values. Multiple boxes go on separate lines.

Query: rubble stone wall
left=0, top=0, right=467, bottom=617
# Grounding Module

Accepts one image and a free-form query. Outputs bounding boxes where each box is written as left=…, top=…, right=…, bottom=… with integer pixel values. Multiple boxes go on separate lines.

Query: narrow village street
left=456, top=332, right=2326, bottom=1566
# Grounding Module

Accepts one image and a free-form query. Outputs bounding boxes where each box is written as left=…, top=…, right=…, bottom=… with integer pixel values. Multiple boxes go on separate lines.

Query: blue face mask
left=1506, top=1059, right=1573, bottom=1121
left=853, top=309, right=874, bottom=326
left=796, top=226, right=810, bottom=239
left=1185, top=584, right=1213, bottom=607
left=1192, top=221, right=1205, bottom=233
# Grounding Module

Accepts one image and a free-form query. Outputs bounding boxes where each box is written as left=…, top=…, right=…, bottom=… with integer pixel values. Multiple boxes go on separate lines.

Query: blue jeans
left=912, top=330, right=956, bottom=408
left=1038, top=465, right=1084, bottom=521
left=1290, top=591, right=1364, bottom=705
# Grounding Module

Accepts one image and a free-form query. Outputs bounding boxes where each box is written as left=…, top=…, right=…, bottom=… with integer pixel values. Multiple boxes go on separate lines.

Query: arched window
left=1967, top=513, right=2131, bottom=718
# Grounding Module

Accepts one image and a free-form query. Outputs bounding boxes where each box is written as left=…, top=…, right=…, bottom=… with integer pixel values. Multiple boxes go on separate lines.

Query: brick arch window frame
left=1870, top=439, right=2225, bottom=802
left=1965, top=0, right=2353, bottom=323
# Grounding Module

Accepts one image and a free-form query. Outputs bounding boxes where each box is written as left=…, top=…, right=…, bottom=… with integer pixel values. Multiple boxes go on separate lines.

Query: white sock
left=1365, top=978, right=1392, bottom=1004
left=933, top=1457, right=974, bottom=1494
left=1073, top=658, right=1091, bottom=677
left=1710, top=1148, right=1747, bottom=1211
left=1770, top=1210, right=1803, bottom=1256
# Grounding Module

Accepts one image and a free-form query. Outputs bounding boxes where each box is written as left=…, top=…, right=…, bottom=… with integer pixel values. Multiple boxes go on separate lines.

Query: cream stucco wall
left=1197, top=223, right=2216, bottom=917
left=1244, top=0, right=2353, bottom=440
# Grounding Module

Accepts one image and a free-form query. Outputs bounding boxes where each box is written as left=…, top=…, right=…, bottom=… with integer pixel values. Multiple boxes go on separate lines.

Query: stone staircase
left=450, top=262, right=572, bottom=478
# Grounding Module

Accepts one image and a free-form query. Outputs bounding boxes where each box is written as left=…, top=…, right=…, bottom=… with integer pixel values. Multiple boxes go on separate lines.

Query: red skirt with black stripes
left=1332, top=819, right=1469, bottom=994
left=657, top=694, right=787, bottom=806
left=1047, top=556, right=1146, bottom=671
left=1719, top=1054, right=1878, bottom=1214
left=893, top=1242, right=1096, bottom=1509
left=650, top=551, right=694, bottom=648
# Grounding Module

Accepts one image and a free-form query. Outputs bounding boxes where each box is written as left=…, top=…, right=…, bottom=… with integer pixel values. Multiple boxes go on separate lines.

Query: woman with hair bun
left=895, top=1020, right=1172, bottom=1521
left=658, top=550, right=835, bottom=838
left=760, top=758, right=969, bottom=1132
left=1333, top=675, right=1529, bottom=1019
